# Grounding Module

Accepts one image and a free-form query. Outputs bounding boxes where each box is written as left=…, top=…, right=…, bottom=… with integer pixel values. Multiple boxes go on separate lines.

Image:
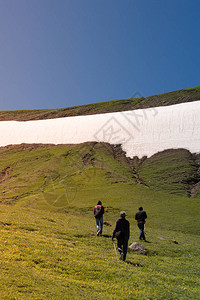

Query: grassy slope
left=0, top=143, right=134, bottom=206
left=137, top=149, right=200, bottom=197
left=0, top=144, right=199, bottom=299
left=0, top=85, right=200, bottom=121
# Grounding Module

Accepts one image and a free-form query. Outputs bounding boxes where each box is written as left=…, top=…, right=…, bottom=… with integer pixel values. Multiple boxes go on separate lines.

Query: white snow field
left=0, top=101, right=200, bottom=158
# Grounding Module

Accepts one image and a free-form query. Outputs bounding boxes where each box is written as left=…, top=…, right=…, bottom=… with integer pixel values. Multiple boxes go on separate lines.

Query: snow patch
left=0, top=101, right=200, bottom=158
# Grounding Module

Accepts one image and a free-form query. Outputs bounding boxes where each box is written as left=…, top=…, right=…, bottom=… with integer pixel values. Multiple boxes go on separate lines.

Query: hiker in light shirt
left=94, top=201, right=104, bottom=236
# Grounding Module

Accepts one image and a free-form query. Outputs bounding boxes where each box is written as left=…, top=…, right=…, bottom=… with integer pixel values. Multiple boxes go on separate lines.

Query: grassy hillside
left=0, top=85, right=199, bottom=121
left=0, top=143, right=134, bottom=206
left=0, top=143, right=199, bottom=299
left=0, top=194, right=199, bottom=300
left=0, top=143, right=199, bottom=205
left=137, top=149, right=200, bottom=197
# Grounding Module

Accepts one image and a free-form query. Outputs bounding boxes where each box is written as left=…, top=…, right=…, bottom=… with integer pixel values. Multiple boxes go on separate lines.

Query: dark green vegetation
left=137, top=149, right=200, bottom=197
left=0, top=143, right=199, bottom=299
left=0, top=85, right=200, bottom=121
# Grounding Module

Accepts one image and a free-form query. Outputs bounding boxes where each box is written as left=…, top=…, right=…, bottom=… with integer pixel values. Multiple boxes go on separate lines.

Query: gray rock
left=157, top=236, right=166, bottom=240
left=129, top=242, right=147, bottom=255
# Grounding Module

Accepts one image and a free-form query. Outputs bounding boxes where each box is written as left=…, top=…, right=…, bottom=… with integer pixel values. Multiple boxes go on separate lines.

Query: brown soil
left=190, top=153, right=200, bottom=197
left=0, top=167, right=12, bottom=183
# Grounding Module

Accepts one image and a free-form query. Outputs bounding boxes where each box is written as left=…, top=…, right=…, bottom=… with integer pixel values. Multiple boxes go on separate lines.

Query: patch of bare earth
left=0, top=167, right=12, bottom=183
left=190, top=153, right=200, bottom=197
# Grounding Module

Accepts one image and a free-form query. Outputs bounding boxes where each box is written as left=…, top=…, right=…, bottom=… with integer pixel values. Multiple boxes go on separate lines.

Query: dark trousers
left=117, top=238, right=128, bottom=261
left=137, top=222, right=146, bottom=240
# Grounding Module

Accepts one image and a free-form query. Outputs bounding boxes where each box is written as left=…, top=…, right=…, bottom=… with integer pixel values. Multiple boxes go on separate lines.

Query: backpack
left=94, top=205, right=102, bottom=218
left=115, top=231, right=125, bottom=240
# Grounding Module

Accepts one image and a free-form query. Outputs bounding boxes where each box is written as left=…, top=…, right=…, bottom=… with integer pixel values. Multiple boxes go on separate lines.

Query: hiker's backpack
left=115, top=231, right=124, bottom=240
left=94, top=205, right=102, bottom=218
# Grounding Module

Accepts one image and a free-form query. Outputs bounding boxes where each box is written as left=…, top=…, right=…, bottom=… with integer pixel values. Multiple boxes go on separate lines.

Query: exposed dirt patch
left=0, top=167, right=12, bottom=183
left=190, top=153, right=200, bottom=197
left=129, top=155, right=148, bottom=185
left=82, top=152, right=95, bottom=166
left=82, top=142, right=97, bottom=166
left=104, top=144, right=146, bottom=185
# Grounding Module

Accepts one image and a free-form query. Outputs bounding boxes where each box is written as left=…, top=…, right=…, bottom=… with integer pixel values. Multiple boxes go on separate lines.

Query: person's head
left=120, top=211, right=126, bottom=218
left=139, top=206, right=143, bottom=211
left=97, top=200, right=102, bottom=205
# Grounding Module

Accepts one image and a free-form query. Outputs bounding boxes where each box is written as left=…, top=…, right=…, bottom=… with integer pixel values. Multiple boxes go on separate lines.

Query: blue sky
left=0, top=0, right=200, bottom=110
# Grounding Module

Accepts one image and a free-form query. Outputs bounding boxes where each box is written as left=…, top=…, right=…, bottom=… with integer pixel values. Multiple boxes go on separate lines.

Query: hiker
left=94, top=201, right=104, bottom=236
left=112, top=211, right=130, bottom=261
left=135, top=206, right=147, bottom=241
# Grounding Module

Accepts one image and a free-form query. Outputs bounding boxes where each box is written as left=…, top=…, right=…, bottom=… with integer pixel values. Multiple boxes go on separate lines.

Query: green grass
left=138, top=149, right=199, bottom=196
left=0, top=143, right=199, bottom=299
left=0, top=188, right=199, bottom=299
left=0, top=143, right=134, bottom=206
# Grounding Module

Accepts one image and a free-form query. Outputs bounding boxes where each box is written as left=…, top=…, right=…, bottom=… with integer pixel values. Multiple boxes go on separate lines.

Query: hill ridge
left=0, top=85, right=200, bottom=121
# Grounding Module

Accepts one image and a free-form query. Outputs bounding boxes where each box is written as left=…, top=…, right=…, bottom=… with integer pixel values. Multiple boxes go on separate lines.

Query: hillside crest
left=0, top=86, right=200, bottom=121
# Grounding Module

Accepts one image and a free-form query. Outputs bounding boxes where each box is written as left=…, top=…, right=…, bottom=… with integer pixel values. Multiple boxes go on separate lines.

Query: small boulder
left=129, top=242, right=147, bottom=255
left=157, top=236, right=166, bottom=240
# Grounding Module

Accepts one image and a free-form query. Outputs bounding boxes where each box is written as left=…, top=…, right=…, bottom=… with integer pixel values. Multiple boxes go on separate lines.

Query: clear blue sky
left=0, top=0, right=200, bottom=110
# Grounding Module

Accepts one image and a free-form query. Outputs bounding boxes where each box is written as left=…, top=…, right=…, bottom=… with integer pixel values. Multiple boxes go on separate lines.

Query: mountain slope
left=137, top=149, right=200, bottom=197
left=0, top=143, right=199, bottom=299
left=0, top=143, right=200, bottom=206
left=0, top=143, right=134, bottom=206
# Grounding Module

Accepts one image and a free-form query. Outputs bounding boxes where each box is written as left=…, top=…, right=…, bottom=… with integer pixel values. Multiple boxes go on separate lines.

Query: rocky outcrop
left=129, top=242, right=147, bottom=255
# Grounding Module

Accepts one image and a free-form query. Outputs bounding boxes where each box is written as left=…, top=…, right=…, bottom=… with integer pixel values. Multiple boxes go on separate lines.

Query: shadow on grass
left=102, top=234, right=112, bottom=238
left=126, top=260, right=143, bottom=267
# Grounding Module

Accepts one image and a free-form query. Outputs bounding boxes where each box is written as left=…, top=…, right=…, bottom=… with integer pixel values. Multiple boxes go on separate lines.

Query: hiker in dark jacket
left=94, top=201, right=104, bottom=236
left=135, top=206, right=147, bottom=241
left=112, top=211, right=130, bottom=261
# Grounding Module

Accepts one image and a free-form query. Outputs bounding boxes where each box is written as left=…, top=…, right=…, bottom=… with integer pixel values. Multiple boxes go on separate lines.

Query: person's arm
left=101, top=206, right=105, bottom=215
left=112, top=220, right=118, bottom=240
left=127, top=221, right=130, bottom=240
